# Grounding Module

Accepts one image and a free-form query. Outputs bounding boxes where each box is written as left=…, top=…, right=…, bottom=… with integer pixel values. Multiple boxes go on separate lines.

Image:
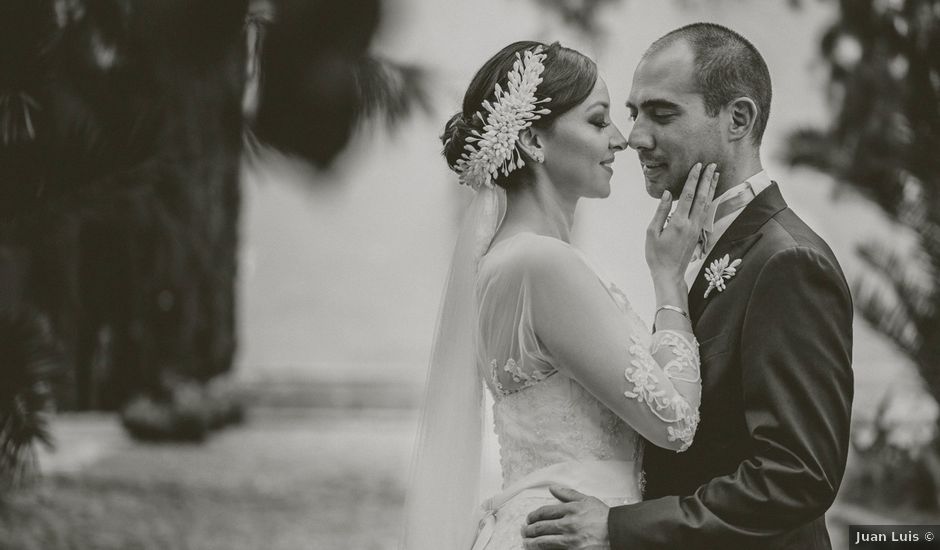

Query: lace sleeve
left=626, top=330, right=701, bottom=451
left=514, top=237, right=702, bottom=452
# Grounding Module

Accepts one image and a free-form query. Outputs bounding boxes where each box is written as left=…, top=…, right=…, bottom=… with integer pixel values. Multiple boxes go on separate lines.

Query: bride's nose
left=610, top=123, right=628, bottom=152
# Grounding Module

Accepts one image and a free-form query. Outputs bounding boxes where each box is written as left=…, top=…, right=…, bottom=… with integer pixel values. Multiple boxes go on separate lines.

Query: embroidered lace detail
left=625, top=332, right=700, bottom=452
left=651, top=330, right=701, bottom=383
left=490, top=358, right=551, bottom=396
left=492, top=375, right=634, bottom=485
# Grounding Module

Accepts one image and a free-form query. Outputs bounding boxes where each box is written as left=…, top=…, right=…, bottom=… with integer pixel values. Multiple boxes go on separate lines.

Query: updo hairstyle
left=441, top=41, right=598, bottom=189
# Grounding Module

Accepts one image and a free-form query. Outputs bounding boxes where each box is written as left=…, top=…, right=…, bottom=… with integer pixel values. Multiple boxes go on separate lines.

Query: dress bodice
left=492, top=372, right=642, bottom=487
left=477, top=233, right=699, bottom=488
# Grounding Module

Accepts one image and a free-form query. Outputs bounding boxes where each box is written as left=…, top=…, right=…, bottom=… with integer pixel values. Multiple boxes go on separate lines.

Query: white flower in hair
left=455, top=46, right=551, bottom=190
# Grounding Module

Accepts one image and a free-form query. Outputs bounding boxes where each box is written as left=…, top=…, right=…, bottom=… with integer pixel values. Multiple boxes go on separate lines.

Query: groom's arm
left=608, top=245, right=854, bottom=549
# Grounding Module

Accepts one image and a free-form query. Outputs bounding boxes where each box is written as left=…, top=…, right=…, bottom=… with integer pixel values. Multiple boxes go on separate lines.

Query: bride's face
left=537, top=77, right=627, bottom=200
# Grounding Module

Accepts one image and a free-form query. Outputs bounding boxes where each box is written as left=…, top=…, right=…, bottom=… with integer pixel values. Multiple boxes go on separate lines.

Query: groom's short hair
left=647, top=23, right=772, bottom=145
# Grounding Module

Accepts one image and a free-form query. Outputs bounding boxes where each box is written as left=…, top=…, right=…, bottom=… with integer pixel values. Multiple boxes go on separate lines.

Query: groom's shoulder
left=761, top=204, right=838, bottom=262
left=753, top=204, right=847, bottom=285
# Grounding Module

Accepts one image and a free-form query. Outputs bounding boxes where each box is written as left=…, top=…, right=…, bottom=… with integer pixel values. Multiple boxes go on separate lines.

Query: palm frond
left=352, top=56, right=430, bottom=127
left=0, top=0, right=56, bottom=148
left=784, top=127, right=844, bottom=174
left=853, top=273, right=922, bottom=356
left=530, top=0, right=619, bottom=35
left=0, top=306, right=63, bottom=490
left=858, top=240, right=936, bottom=320
left=249, top=0, right=432, bottom=167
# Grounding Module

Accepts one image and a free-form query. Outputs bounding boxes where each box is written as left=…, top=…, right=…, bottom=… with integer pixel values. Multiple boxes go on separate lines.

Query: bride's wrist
left=652, top=276, right=688, bottom=307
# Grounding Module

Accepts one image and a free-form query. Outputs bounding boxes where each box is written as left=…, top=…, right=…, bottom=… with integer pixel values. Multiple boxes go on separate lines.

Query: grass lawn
left=2, top=407, right=937, bottom=550
left=0, top=409, right=415, bottom=550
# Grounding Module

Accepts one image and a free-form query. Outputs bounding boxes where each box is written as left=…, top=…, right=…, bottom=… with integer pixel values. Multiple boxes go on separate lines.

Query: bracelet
left=655, top=304, right=690, bottom=321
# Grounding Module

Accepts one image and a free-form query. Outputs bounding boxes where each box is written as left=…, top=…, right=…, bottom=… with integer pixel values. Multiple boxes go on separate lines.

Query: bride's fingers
left=647, top=190, right=673, bottom=236
left=673, top=162, right=703, bottom=219
left=689, top=162, right=717, bottom=222
left=700, top=170, right=721, bottom=224
left=691, top=169, right=721, bottom=226
left=694, top=164, right=718, bottom=213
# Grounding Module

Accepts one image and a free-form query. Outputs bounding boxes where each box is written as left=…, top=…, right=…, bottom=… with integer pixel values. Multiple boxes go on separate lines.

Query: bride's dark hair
left=441, top=41, right=598, bottom=189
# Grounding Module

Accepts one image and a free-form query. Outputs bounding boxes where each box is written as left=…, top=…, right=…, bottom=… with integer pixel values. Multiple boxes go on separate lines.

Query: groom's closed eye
left=651, top=111, right=678, bottom=123
left=627, top=99, right=682, bottom=122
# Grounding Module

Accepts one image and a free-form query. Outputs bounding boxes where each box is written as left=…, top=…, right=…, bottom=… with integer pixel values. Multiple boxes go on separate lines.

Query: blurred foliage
left=529, top=0, right=620, bottom=34
left=785, top=0, right=940, bottom=396
left=0, top=0, right=248, bottom=414
left=845, top=383, right=940, bottom=511
left=121, top=374, right=245, bottom=442
left=249, top=0, right=428, bottom=165
left=528, top=0, right=807, bottom=36
left=0, top=0, right=426, bottom=416
left=785, top=0, right=940, bottom=505
left=0, top=0, right=428, bottom=466
left=0, top=305, right=62, bottom=491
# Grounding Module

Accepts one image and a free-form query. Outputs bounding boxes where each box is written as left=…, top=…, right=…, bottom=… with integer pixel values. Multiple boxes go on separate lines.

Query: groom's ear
left=517, top=128, right=543, bottom=162
left=726, top=97, right=759, bottom=143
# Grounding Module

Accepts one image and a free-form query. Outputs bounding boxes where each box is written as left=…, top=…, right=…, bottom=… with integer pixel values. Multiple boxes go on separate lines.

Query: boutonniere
left=703, top=254, right=742, bottom=298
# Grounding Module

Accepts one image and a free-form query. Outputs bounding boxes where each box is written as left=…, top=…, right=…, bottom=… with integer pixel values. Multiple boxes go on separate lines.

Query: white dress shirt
left=684, top=170, right=773, bottom=288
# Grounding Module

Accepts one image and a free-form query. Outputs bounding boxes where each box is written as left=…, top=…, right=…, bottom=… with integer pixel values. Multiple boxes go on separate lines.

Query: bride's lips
left=600, top=158, right=615, bottom=173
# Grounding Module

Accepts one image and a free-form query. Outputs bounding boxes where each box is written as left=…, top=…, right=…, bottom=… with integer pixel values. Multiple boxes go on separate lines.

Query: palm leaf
left=853, top=272, right=921, bottom=356
left=530, top=0, right=619, bottom=35
left=0, top=306, right=62, bottom=490
left=248, top=0, right=429, bottom=167
left=351, top=56, right=430, bottom=127
left=858, top=240, right=936, bottom=320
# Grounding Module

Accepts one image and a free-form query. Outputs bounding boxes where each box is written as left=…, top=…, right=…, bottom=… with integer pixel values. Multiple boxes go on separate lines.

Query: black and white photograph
left=1, top=0, right=939, bottom=548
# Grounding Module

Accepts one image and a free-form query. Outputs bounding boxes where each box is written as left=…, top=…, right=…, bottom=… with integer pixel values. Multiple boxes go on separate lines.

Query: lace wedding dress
left=470, top=233, right=701, bottom=550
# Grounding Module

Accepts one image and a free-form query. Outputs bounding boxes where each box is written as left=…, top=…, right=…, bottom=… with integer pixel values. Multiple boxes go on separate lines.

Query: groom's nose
left=627, top=120, right=654, bottom=151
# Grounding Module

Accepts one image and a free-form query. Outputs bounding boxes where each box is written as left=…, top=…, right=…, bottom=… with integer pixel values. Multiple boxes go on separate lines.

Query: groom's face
left=626, top=40, right=725, bottom=199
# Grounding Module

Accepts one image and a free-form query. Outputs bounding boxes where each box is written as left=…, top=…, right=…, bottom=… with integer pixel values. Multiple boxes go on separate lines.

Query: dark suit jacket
left=608, top=183, right=854, bottom=549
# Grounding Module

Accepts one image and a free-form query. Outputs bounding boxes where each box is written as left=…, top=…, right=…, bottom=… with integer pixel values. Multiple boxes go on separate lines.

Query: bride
left=403, top=41, right=718, bottom=550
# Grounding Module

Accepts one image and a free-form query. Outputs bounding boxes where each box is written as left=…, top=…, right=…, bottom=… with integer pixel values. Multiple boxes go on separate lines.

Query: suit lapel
left=689, top=183, right=788, bottom=322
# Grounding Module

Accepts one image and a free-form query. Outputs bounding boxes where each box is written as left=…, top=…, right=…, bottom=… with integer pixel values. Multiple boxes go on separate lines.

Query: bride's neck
left=501, top=178, right=577, bottom=243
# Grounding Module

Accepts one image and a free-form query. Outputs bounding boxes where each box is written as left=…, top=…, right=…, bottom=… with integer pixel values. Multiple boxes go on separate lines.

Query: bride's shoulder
left=483, top=232, right=585, bottom=276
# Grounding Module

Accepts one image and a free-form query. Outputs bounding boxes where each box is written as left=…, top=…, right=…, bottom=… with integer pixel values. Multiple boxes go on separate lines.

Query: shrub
left=120, top=375, right=245, bottom=443
left=0, top=307, right=62, bottom=491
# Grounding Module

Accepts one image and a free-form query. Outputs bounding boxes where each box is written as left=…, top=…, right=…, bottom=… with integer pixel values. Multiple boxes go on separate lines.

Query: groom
left=523, top=23, right=853, bottom=549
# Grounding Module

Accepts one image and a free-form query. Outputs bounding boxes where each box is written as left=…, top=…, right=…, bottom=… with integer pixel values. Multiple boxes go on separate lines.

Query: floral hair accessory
left=455, top=46, right=551, bottom=190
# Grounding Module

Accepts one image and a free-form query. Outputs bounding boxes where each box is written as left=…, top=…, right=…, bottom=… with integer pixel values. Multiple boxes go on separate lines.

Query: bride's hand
left=645, top=162, right=719, bottom=287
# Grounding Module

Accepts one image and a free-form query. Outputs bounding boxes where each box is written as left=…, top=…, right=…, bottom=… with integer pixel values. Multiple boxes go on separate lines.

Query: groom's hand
left=521, top=486, right=611, bottom=550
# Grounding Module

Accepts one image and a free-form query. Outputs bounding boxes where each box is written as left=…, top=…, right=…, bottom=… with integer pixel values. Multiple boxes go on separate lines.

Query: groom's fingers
left=673, top=162, right=703, bottom=219
left=548, top=485, right=587, bottom=502
left=522, top=519, right=564, bottom=538
left=526, top=503, right=574, bottom=524
left=522, top=535, right=568, bottom=550
left=522, top=535, right=568, bottom=549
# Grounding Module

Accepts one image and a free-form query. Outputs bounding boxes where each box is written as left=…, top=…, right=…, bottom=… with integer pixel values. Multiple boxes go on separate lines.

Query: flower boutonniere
left=703, top=254, right=742, bottom=298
